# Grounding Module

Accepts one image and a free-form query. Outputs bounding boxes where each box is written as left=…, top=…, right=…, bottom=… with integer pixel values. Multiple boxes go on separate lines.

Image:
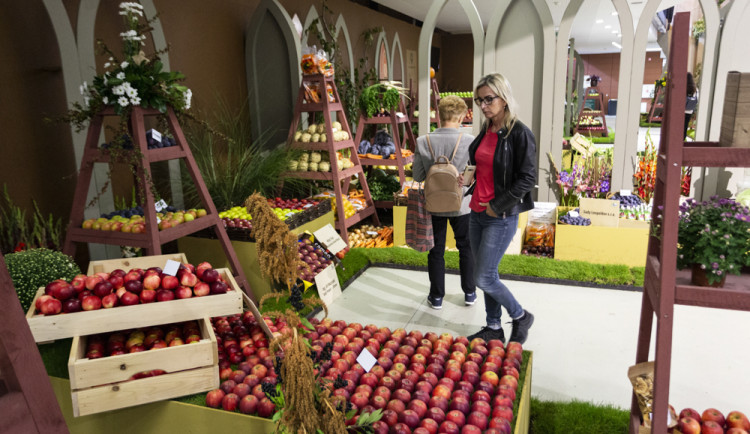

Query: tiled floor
left=316, top=267, right=750, bottom=413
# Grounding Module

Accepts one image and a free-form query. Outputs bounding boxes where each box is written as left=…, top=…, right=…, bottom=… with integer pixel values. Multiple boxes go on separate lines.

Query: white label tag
left=148, top=128, right=162, bottom=143
left=356, top=347, right=378, bottom=372
left=569, top=211, right=579, bottom=218
left=162, top=260, right=181, bottom=276
left=156, top=216, right=161, bottom=224
left=285, top=212, right=295, bottom=218
left=303, top=203, right=314, bottom=208
left=315, top=264, right=342, bottom=306
left=313, top=224, right=347, bottom=254
left=366, top=231, right=378, bottom=236
left=155, top=199, right=168, bottom=212
left=396, top=112, right=405, bottom=118
left=620, top=189, right=632, bottom=197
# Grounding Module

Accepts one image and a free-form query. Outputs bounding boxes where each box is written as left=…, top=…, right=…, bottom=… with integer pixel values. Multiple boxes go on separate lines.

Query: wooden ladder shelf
left=62, top=106, right=271, bottom=336
left=284, top=74, right=380, bottom=241
left=629, top=13, right=750, bottom=434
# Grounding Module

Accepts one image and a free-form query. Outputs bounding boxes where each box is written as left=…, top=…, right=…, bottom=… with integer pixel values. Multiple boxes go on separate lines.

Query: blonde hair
left=438, top=95, right=468, bottom=123
left=474, top=73, right=518, bottom=137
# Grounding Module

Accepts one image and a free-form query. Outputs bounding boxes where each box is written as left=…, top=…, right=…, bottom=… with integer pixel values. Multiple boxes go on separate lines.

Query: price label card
left=396, top=112, right=405, bottom=118
left=356, top=347, right=377, bottom=372
left=315, top=264, right=342, bottom=306
left=162, top=260, right=181, bottom=276
left=313, top=224, right=347, bottom=254
left=147, top=128, right=162, bottom=143
left=620, top=189, right=632, bottom=196
left=155, top=199, right=168, bottom=212
left=579, top=198, right=620, bottom=227
left=366, top=231, right=378, bottom=236
left=569, top=210, right=580, bottom=218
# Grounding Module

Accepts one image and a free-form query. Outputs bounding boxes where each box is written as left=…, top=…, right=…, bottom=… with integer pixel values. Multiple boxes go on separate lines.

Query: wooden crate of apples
left=68, top=317, right=218, bottom=417
left=673, top=407, right=750, bottom=433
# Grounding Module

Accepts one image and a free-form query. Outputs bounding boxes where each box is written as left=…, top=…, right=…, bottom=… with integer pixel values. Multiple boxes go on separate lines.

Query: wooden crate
left=26, top=268, right=242, bottom=342
left=86, top=253, right=188, bottom=275
left=67, top=317, right=218, bottom=417
left=720, top=71, right=750, bottom=148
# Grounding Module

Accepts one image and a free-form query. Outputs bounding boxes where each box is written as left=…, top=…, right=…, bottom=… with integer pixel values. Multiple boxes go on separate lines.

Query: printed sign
left=315, top=264, right=342, bottom=306
left=356, top=347, right=377, bottom=372
left=162, top=260, right=181, bottom=276
left=313, top=224, right=347, bottom=254
left=155, top=199, right=168, bottom=212
left=147, top=128, right=162, bottom=143
left=579, top=198, right=620, bottom=227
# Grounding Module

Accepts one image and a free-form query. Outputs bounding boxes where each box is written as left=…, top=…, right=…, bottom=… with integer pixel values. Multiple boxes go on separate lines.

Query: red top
left=469, top=131, right=498, bottom=212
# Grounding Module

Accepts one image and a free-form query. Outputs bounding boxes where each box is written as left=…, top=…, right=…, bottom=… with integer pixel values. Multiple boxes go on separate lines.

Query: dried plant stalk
left=245, top=193, right=302, bottom=290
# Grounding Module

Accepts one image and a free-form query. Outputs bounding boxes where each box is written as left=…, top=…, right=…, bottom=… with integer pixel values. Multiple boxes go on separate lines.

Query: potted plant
left=676, top=196, right=750, bottom=286
left=358, top=81, right=408, bottom=118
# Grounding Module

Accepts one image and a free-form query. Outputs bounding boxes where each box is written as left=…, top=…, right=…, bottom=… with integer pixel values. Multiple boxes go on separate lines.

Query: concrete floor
left=316, top=267, right=750, bottom=414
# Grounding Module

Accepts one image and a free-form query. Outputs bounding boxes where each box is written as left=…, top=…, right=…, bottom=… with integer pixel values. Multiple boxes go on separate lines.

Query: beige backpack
left=424, top=134, right=463, bottom=213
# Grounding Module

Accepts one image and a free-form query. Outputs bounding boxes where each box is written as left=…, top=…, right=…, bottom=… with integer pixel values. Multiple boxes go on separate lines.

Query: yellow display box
left=554, top=221, right=649, bottom=267
left=177, top=211, right=334, bottom=301
left=50, top=376, right=274, bottom=433
left=393, top=206, right=527, bottom=255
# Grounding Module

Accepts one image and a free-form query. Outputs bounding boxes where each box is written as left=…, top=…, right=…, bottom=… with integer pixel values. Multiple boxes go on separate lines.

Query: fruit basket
left=26, top=255, right=243, bottom=342
left=67, top=317, right=218, bottom=417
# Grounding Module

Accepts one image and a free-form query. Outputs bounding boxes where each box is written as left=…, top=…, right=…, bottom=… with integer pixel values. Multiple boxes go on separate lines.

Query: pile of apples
left=34, top=261, right=231, bottom=316
left=204, top=313, right=286, bottom=417
left=81, top=208, right=208, bottom=233
left=297, top=237, right=336, bottom=281
left=675, top=407, right=750, bottom=434
left=204, top=315, right=524, bottom=433
left=84, top=320, right=203, bottom=359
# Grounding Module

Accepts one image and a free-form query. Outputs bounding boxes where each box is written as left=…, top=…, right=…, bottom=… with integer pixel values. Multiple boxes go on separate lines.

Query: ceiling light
left=612, top=41, right=622, bottom=49
left=612, top=30, right=618, bottom=34
left=605, top=25, right=612, bottom=29
left=618, top=33, right=622, bottom=38
left=612, top=11, right=618, bottom=16
left=596, top=19, right=604, bottom=24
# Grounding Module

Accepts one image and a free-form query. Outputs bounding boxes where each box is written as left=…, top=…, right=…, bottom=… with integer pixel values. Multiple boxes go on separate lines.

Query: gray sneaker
left=464, top=292, right=477, bottom=306
left=509, top=310, right=534, bottom=344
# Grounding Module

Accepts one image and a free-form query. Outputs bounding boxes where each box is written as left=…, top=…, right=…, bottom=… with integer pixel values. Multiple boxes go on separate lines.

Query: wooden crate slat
left=72, top=364, right=218, bottom=417
left=87, top=253, right=188, bottom=275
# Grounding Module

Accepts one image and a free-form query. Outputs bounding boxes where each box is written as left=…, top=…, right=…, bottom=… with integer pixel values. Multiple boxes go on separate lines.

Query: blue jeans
left=469, top=210, right=523, bottom=327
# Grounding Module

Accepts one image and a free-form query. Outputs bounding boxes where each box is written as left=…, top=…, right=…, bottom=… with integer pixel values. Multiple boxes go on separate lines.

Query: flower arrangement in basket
left=64, top=2, right=191, bottom=129
left=633, top=132, right=658, bottom=203
left=548, top=138, right=612, bottom=208
left=675, top=196, right=750, bottom=286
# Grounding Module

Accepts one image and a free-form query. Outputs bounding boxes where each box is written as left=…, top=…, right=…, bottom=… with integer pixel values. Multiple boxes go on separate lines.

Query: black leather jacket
left=466, top=120, right=537, bottom=217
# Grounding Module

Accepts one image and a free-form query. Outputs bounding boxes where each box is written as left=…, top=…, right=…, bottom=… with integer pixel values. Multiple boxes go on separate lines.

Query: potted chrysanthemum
left=676, top=196, right=750, bottom=286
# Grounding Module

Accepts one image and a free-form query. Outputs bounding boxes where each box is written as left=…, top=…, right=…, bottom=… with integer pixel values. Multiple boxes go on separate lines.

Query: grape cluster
left=286, top=284, right=305, bottom=312
left=274, top=356, right=283, bottom=384
left=100, top=135, right=133, bottom=150
left=316, top=342, right=333, bottom=363
left=333, top=374, right=347, bottom=390
left=261, top=380, right=278, bottom=399
left=559, top=213, right=591, bottom=226
left=611, top=192, right=642, bottom=207
left=336, top=400, right=353, bottom=413
left=147, top=135, right=177, bottom=150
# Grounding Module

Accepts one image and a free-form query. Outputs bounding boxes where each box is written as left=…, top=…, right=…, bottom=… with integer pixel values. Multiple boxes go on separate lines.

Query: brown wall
left=439, top=34, right=474, bottom=92
left=580, top=50, right=663, bottom=114
left=0, top=0, right=422, bottom=246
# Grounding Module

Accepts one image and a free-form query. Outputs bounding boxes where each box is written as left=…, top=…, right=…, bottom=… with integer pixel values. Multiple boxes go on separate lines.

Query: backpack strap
left=426, top=133, right=463, bottom=163
left=448, top=133, right=463, bottom=163
left=425, top=135, right=437, bottom=162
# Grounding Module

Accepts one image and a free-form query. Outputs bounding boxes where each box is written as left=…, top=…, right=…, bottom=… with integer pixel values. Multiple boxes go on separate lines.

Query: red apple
left=499, top=375, right=518, bottom=390
left=210, top=281, right=228, bottom=294
left=180, top=271, right=198, bottom=287
left=143, top=274, right=161, bottom=290
left=399, top=409, right=421, bottom=430
left=449, top=396, right=471, bottom=415
left=120, top=291, right=140, bottom=306
left=238, top=394, right=258, bottom=414
left=370, top=394, right=388, bottom=410
left=156, top=289, right=175, bottom=302
left=676, top=417, right=701, bottom=434
left=419, top=418, right=440, bottom=434
left=101, top=293, right=119, bottom=308
left=351, top=392, right=369, bottom=409
left=202, top=268, right=220, bottom=283
left=62, top=297, right=82, bottom=313
left=40, top=297, right=63, bottom=315
left=466, top=411, right=488, bottom=430
left=488, top=416, right=511, bottom=433
left=407, top=398, right=428, bottom=418
left=381, top=409, right=398, bottom=426
left=205, top=389, right=225, bottom=408
left=439, top=420, right=460, bottom=434
left=92, top=280, right=113, bottom=298
left=175, top=286, right=193, bottom=299
left=49, top=280, right=75, bottom=301
left=701, top=420, right=725, bottom=434
left=139, top=289, right=156, bottom=303
left=727, top=411, right=750, bottom=430
left=193, top=282, right=210, bottom=297
left=446, top=409, right=466, bottom=428
left=84, top=275, right=103, bottom=291
left=386, top=398, right=406, bottom=413
left=492, top=395, right=513, bottom=410
left=727, top=429, right=750, bottom=434
left=161, top=275, right=179, bottom=290
left=480, top=371, right=499, bottom=387
left=256, top=397, right=276, bottom=418
left=492, top=405, right=513, bottom=421
left=702, top=408, right=726, bottom=427
left=81, top=295, right=102, bottom=311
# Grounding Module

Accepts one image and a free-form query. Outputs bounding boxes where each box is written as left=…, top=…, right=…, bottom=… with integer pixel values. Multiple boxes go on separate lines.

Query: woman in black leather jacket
left=465, top=73, right=536, bottom=345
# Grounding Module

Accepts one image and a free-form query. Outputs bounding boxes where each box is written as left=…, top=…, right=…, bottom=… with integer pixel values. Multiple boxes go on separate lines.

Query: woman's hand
left=457, top=173, right=464, bottom=186
left=479, top=202, right=498, bottom=217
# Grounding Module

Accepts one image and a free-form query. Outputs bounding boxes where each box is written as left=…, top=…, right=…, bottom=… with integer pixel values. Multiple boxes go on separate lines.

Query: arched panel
left=390, top=33, right=404, bottom=82
left=418, top=0, right=448, bottom=136
left=375, top=32, right=390, bottom=80
left=334, top=15, right=354, bottom=84
left=301, top=6, right=323, bottom=49
left=246, top=0, right=300, bottom=149
left=493, top=1, right=543, bottom=139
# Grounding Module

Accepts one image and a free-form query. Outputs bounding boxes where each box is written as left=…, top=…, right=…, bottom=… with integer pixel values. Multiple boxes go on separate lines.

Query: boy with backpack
left=412, top=95, right=476, bottom=310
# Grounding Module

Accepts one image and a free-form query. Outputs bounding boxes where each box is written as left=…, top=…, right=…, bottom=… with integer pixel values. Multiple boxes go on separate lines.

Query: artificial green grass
left=349, top=247, right=644, bottom=287
left=529, top=398, right=630, bottom=433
